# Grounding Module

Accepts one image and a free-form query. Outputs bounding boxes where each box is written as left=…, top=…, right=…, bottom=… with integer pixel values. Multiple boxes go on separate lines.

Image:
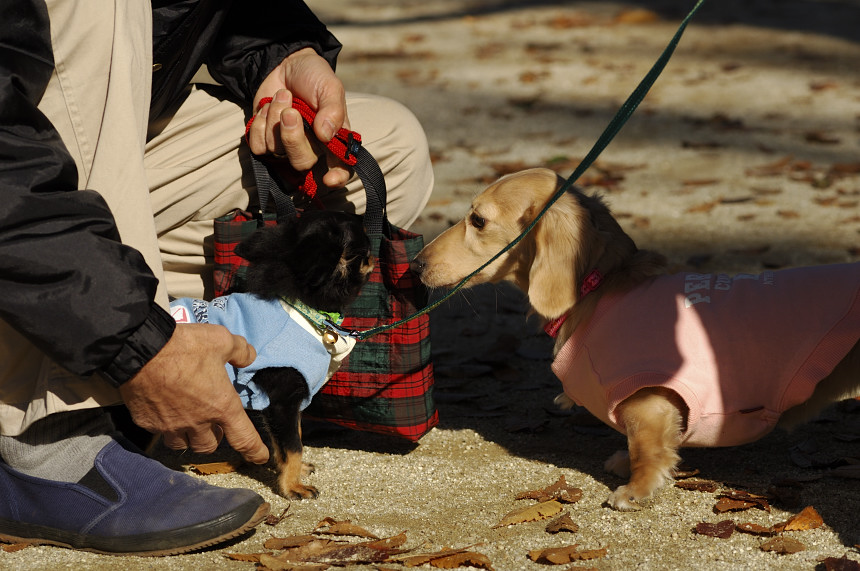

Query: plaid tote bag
left=213, top=104, right=437, bottom=440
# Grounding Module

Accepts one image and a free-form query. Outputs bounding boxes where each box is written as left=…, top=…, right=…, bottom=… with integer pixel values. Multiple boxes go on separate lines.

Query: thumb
left=227, top=335, right=256, bottom=368
left=312, top=89, right=347, bottom=143
left=221, top=401, right=270, bottom=464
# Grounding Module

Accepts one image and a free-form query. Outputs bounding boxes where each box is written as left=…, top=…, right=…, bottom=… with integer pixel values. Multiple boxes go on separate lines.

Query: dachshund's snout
left=409, top=256, right=426, bottom=276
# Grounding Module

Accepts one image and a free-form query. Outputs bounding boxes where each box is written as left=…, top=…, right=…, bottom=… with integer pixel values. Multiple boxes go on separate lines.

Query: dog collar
left=544, top=269, right=604, bottom=338
left=281, top=298, right=345, bottom=344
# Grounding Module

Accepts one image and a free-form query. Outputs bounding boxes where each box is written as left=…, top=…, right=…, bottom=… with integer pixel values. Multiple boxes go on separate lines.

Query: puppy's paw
left=553, top=393, right=576, bottom=410
left=283, top=483, right=319, bottom=500
left=302, top=462, right=316, bottom=476
left=606, top=485, right=643, bottom=511
left=604, top=450, right=631, bottom=478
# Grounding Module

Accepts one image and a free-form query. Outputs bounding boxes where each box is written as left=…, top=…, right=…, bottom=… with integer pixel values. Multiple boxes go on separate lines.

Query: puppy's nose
left=410, top=257, right=426, bottom=275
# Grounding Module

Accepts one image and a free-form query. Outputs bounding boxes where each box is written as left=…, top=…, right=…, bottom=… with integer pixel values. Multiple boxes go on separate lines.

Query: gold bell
left=323, top=330, right=339, bottom=345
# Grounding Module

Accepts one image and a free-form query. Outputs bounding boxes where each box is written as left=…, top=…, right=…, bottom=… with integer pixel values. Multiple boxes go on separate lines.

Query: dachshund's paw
left=606, top=485, right=644, bottom=511
left=604, top=450, right=631, bottom=478
left=554, top=393, right=576, bottom=410
left=284, top=483, right=319, bottom=500
left=301, top=462, right=316, bottom=476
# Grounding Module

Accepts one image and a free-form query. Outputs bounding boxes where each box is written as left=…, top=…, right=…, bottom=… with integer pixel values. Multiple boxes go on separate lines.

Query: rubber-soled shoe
left=0, top=438, right=270, bottom=556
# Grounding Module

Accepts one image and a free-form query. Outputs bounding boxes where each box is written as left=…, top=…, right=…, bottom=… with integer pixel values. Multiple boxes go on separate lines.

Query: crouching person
left=0, top=0, right=432, bottom=555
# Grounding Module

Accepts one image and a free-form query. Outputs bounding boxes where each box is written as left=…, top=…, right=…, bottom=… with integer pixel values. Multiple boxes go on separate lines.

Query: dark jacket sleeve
left=204, top=0, right=342, bottom=105
left=0, top=0, right=174, bottom=387
left=150, top=0, right=341, bottom=125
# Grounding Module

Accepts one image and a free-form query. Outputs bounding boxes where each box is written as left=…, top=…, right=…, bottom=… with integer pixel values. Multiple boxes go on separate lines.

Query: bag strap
left=249, top=154, right=297, bottom=223
left=245, top=98, right=388, bottom=235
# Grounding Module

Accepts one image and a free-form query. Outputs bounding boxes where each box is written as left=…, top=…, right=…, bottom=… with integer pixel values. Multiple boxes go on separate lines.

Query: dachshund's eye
left=469, top=213, right=486, bottom=230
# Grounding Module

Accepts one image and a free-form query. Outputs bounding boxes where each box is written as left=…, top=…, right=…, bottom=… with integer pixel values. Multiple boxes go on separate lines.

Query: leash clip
left=323, top=319, right=361, bottom=340
left=344, top=133, right=362, bottom=161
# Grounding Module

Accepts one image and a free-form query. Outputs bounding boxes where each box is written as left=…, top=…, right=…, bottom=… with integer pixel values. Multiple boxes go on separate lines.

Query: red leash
left=244, top=97, right=362, bottom=201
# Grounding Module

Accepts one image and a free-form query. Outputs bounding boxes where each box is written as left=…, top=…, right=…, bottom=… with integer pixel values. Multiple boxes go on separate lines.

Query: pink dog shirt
left=551, top=263, right=860, bottom=447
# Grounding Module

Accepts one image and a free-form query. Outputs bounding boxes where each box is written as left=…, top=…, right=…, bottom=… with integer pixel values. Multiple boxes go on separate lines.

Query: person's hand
left=119, top=323, right=269, bottom=464
left=247, top=47, right=351, bottom=188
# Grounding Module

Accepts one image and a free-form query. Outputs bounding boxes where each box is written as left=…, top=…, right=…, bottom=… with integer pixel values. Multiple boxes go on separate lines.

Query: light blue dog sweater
left=169, top=293, right=348, bottom=411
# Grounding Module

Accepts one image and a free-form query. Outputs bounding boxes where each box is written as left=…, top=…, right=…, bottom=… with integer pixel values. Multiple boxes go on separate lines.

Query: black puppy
left=233, top=210, right=372, bottom=498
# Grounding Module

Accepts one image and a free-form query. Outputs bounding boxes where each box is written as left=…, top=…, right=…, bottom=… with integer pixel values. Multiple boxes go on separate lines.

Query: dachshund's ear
left=234, top=224, right=290, bottom=262
left=526, top=194, right=597, bottom=319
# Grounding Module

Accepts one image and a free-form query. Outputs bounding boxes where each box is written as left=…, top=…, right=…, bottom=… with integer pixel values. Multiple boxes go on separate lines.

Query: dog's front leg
left=253, top=368, right=319, bottom=499
left=606, top=389, right=683, bottom=511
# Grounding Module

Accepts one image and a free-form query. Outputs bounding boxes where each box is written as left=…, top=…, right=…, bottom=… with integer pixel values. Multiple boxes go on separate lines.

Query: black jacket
left=0, top=1, right=341, bottom=386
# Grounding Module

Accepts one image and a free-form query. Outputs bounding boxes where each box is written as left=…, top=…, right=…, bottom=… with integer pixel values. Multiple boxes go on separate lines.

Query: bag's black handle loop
left=246, top=98, right=388, bottom=236
left=250, top=154, right=297, bottom=223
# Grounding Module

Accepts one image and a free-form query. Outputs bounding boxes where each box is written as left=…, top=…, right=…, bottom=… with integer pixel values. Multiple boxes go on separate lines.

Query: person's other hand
left=119, top=323, right=269, bottom=464
left=247, top=47, right=350, bottom=188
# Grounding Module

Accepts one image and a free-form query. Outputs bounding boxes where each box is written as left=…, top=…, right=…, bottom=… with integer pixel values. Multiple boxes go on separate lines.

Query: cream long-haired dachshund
left=411, top=168, right=860, bottom=510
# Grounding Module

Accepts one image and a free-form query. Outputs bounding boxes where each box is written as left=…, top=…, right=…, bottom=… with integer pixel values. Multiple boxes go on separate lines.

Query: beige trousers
left=0, top=0, right=433, bottom=436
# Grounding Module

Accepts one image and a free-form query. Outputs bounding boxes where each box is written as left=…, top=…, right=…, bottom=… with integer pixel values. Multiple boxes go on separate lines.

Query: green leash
left=343, top=0, right=708, bottom=341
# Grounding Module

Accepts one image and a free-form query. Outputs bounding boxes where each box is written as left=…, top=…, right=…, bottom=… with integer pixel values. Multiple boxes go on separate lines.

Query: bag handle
left=249, top=154, right=297, bottom=223
left=245, top=98, right=388, bottom=236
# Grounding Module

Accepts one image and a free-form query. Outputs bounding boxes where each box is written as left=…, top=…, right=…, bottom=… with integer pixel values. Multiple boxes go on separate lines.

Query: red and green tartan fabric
left=213, top=99, right=437, bottom=440
left=213, top=211, right=277, bottom=297
left=303, top=230, right=437, bottom=440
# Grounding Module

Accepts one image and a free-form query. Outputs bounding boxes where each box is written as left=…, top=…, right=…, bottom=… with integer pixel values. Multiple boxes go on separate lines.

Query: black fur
left=235, top=210, right=371, bottom=312
left=235, top=210, right=371, bottom=498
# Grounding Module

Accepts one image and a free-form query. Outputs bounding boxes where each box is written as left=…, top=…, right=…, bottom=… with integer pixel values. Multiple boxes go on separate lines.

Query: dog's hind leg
left=253, top=368, right=319, bottom=499
left=606, top=389, right=684, bottom=511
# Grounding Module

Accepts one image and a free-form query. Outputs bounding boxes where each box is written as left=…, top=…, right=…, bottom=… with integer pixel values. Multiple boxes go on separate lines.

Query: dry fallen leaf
left=187, top=460, right=239, bottom=475
left=820, top=555, right=860, bottom=571
left=675, top=479, right=720, bottom=493
left=493, top=499, right=564, bottom=528
left=399, top=545, right=493, bottom=570
left=546, top=513, right=579, bottom=534
left=714, top=497, right=758, bottom=513
left=266, top=507, right=291, bottom=526
left=614, top=8, right=660, bottom=24
left=258, top=553, right=329, bottom=571
left=760, top=536, right=806, bottom=554
left=714, top=490, right=771, bottom=513
left=313, top=517, right=379, bottom=539
left=780, top=506, right=824, bottom=531
left=528, top=544, right=608, bottom=564
left=266, top=538, right=338, bottom=562
left=223, top=552, right=272, bottom=562
left=736, top=522, right=775, bottom=536
left=425, top=551, right=494, bottom=570
left=516, top=476, right=583, bottom=504
left=830, top=162, right=860, bottom=176
left=2, top=542, right=32, bottom=553
left=805, top=131, right=841, bottom=145
left=695, top=520, right=735, bottom=539
left=264, top=535, right=323, bottom=551
left=674, top=466, right=701, bottom=479
left=686, top=200, right=720, bottom=214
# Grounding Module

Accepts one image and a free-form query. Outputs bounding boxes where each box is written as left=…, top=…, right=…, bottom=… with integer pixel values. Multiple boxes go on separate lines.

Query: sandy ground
left=4, top=1, right=860, bottom=569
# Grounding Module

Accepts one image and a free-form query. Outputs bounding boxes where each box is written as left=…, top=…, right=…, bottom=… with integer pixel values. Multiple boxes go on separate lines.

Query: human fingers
left=161, top=430, right=189, bottom=451
left=246, top=101, right=269, bottom=156
left=227, top=333, right=256, bottom=369
left=278, top=106, right=320, bottom=172
left=185, top=423, right=222, bottom=455
left=322, top=161, right=351, bottom=188
left=310, top=86, right=347, bottom=143
left=264, top=89, right=293, bottom=158
left=220, top=403, right=270, bottom=464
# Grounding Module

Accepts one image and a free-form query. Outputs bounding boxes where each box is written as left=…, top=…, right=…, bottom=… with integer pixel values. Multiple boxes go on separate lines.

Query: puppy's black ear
left=234, top=224, right=291, bottom=263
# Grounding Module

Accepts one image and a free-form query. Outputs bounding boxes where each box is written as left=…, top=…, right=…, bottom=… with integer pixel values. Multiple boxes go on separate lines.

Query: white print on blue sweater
left=169, top=293, right=346, bottom=411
